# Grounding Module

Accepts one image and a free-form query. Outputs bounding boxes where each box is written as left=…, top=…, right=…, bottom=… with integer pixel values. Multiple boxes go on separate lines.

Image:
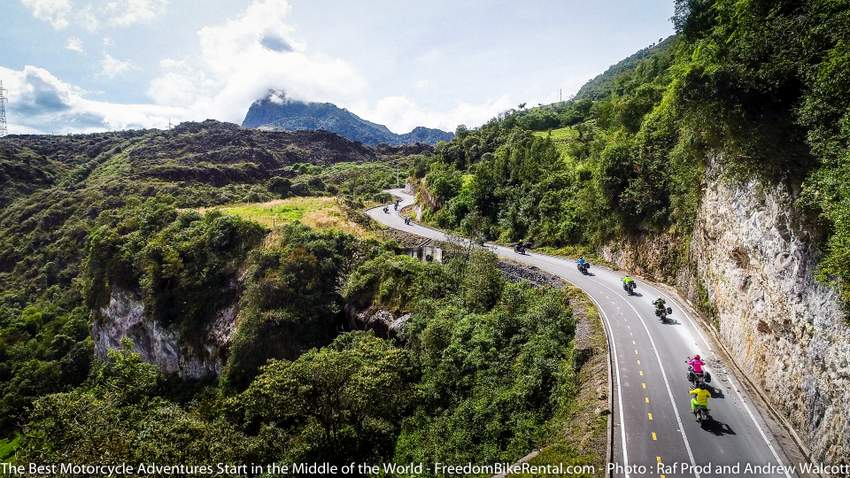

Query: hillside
left=574, top=35, right=676, bottom=100
left=242, top=92, right=454, bottom=145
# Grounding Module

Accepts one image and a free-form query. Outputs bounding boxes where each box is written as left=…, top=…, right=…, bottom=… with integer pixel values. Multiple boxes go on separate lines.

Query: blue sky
left=0, top=0, right=674, bottom=134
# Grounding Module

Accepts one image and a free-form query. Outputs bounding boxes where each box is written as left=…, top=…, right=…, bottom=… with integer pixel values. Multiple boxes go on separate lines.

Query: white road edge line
left=593, top=281, right=700, bottom=478
left=585, top=293, right=630, bottom=478
left=654, top=290, right=792, bottom=478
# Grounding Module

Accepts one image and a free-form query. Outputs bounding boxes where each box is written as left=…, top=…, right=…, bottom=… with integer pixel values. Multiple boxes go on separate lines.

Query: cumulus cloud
left=65, top=36, right=84, bottom=53
left=105, top=0, right=168, bottom=27
left=21, top=0, right=166, bottom=31
left=0, top=65, right=182, bottom=134
left=147, top=0, right=366, bottom=123
left=99, top=53, right=135, bottom=78
left=21, top=0, right=72, bottom=29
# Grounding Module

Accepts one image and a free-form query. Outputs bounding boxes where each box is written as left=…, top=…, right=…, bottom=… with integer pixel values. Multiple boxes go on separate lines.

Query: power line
left=0, top=80, right=7, bottom=137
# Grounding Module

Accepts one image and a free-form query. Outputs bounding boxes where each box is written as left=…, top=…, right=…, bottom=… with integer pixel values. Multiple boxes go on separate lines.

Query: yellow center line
left=634, top=349, right=639, bottom=355
left=651, top=432, right=657, bottom=441
left=639, top=370, right=644, bottom=376
left=656, top=456, right=662, bottom=463
left=648, top=412, right=653, bottom=421
left=633, top=340, right=636, bottom=345
left=637, top=359, right=641, bottom=365
left=645, top=397, right=650, bottom=404
left=642, top=382, right=647, bottom=389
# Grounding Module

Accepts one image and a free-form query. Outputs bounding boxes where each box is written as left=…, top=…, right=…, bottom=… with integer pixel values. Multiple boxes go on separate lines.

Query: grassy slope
left=532, top=126, right=579, bottom=160
left=0, top=435, right=20, bottom=462
left=200, top=196, right=371, bottom=238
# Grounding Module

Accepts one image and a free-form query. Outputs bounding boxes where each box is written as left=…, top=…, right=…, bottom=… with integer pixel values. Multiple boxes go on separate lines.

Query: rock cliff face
left=92, top=288, right=238, bottom=379
left=601, top=154, right=850, bottom=463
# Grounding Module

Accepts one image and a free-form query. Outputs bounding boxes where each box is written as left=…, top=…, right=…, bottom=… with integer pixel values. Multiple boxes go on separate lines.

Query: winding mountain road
left=368, top=189, right=800, bottom=478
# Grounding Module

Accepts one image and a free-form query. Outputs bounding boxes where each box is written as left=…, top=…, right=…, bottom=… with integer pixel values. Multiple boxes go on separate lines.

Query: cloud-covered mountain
left=242, top=92, right=453, bottom=146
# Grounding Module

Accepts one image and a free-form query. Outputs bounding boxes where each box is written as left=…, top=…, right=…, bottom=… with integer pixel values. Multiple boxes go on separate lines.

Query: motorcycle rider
left=689, top=384, right=711, bottom=416
left=654, top=297, right=669, bottom=317
left=688, top=355, right=706, bottom=375
left=622, top=275, right=635, bottom=293
left=576, top=256, right=589, bottom=273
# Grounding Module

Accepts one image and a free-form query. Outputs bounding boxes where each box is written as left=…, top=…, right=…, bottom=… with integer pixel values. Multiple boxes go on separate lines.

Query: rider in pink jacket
left=688, top=355, right=705, bottom=374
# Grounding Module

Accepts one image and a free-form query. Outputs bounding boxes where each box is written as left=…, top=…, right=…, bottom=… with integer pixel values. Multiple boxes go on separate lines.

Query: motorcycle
left=655, top=304, right=673, bottom=322
left=404, top=217, right=411, bottom=225
left=577, top=262, right=590, bottom=275
left=623, top=281, right=636, bottom=295
left=383, top=207, right=389, bottom=214
left=687, top=360, right=712, bottom=388
left=514, top=242, right=527, bottom=255
left=694, top=405, right=711, bottom=423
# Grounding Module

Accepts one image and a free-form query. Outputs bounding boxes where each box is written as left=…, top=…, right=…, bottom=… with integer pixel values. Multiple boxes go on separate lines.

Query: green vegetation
left=13, top=246, right=583, bottom=475
left=203, top=196, right=370, bottom=237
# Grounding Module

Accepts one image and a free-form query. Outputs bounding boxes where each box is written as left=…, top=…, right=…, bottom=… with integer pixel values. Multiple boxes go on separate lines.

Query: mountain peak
left=242, top=93, right=453, bottom=146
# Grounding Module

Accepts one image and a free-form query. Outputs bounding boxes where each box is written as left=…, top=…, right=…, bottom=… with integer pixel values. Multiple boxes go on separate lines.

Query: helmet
left=694, top=354, right=701, bottom=360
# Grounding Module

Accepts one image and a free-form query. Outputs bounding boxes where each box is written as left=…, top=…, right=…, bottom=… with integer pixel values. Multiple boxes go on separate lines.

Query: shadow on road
left=708, top=386, right=725, bottom=399
left=701, top=417, right=736, bottom=436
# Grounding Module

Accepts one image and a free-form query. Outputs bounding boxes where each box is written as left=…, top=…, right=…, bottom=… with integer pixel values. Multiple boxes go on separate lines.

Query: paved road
left=369, top=189, right=797, bottom=478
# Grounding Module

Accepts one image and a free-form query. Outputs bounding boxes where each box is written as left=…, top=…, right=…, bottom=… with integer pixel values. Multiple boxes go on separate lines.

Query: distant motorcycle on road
left=514, top=242, right=527, bottom=255
left=654, top=298, right=673, bottom=323
left=623, top=277, right=637, bottom=295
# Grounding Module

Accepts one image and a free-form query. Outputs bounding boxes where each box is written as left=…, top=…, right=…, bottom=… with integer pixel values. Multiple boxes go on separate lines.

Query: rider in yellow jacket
left=690, top=386, right=711, bottom=414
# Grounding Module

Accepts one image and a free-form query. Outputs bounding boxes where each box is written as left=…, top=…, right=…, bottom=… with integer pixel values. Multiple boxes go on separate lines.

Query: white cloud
left=146, top=0, right=506, bottom=131
left=0, top=65, right=182, bottom=134
left=147, top=0, right=366, bottom=123
left=65, top=36, right=84, bottom=53
left=78, top=5, right=100, bottom=31
left=22, top=0, right=166, bottom=31
left=21, top=0, right=72, bottom=29
left=105, top=0, right=168, bottom=27
left=99, top=53, right=135, bottom=78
